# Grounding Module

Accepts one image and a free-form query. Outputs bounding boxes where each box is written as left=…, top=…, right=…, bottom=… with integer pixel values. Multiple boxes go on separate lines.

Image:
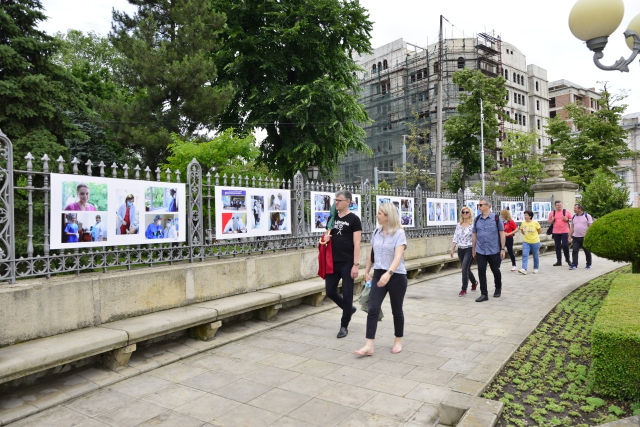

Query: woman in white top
left=355, top=203, right=408, bottom=356
left=450, top=207, right=478, bottom=297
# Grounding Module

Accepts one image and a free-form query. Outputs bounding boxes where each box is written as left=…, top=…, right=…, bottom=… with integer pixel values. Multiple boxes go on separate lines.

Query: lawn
left=483, top=266, right=639, bottom=426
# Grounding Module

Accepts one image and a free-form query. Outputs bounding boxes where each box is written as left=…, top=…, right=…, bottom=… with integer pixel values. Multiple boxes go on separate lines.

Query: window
left=434, top=61, right=440, bottom=74
left=549, top=97, right=556, bottom=108
left=506, top=91, right=509, bottom=101
left=537, top=119, right=541, bottom=130
left=514, top=93, right=517, bottom=103
left=523, top=116, right=526, bottom=126
left=504, top=69, right=509, bottom=79
left=417, top=70, right=423, bottom=80
left=410, top=73, right=416, bottom=82
left=383, top=59, right=388, bottom=70
left=517, top=94, right=521, bottom=104
left=538, top=139, right=541, bottom=150
left=513, top=73, right=517, bottom=82
left=457, top=57, right=465, bottom=69
left=372, top=64, right=376, bottom=74
left=536, top=100, right=540, bottom=110
left=550, top=111, right=556, bottom=118
left=378, top=62, right=382, bottom=71
left=535, top=81, right=539, bottom=91
left=518, top=114, right=522, bottom=125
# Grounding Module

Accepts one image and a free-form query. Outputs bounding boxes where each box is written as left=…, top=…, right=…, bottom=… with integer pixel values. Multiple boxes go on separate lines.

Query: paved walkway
left=2, top=254, right=626, bottom=427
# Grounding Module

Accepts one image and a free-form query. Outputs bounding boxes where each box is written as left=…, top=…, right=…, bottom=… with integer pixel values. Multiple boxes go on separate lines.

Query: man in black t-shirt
left=326, top=190, right=362, bottom=338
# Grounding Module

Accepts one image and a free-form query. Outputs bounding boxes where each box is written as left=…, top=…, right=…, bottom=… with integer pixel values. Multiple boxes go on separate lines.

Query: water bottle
left=365, top=280, right=372, bottom=288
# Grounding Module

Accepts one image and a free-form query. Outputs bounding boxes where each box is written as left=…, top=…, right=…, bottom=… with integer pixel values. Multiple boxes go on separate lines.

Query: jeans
left=571, top=237, right=592, bottom=267
left=457, top=247, right=476, bottom=291
left=476, top=253, right=502, bottom=296
left=505, top=237, right=516, bottom=266
left=553, top=233, right=570, bottom=264
left=366, top=269, right=407, bottom=339
left=325, top=262, right=355, bottom=328
left=522, top=242, right=541, bottom=271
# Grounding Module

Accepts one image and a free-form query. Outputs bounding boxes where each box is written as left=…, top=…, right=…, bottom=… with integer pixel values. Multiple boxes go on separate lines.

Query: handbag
left=546, top=222, right=554, bottom=235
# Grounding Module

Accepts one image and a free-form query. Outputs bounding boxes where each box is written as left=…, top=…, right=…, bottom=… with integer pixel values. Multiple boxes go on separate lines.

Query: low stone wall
left=0, top=235, right=452, bottom=347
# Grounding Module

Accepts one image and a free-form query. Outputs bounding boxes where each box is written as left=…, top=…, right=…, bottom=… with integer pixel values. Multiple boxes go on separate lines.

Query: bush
left=581, top=169, right=630, bottom=219
left=584, top=208, right=640, bottom=274
left=590, top=273, right=640, bottom=399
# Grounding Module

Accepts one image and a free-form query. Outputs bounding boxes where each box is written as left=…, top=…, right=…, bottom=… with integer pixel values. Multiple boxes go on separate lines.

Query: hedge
left=590, top=273, right=640, bottom=399
left=584, top=208, right=640, bottom=274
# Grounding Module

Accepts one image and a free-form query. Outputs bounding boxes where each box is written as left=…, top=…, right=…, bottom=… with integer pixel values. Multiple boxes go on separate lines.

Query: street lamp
left=306, top=165, right=320, bottom=181
left=568, top=0, right=640, bottom=72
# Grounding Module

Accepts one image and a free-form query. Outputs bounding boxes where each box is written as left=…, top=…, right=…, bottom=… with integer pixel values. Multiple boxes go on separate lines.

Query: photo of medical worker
left=115, top=191, right=140, bottom=235
left=269, top=212, right=287, bottom=231
left=162, top=216, right=178, bottom=239
left=145, top=186, right=178, bottom=212
left=222, top=195, right=246, bottom=211
left=221, top=213, right=248, bottom=234
left=268, top=192, right=288, bottom=211
left=428, top=201, right=434, bottom=221
left=315, top=194, right=332, bottom=211
left=401, top=199, right=412, bottom=212
left=62, top=181, right=107, bottom=211
left=251, top=196, right=265, bottom=229
left=349, top=196, right=360, bottom=213
left=61, top=212, right=108, bottom=243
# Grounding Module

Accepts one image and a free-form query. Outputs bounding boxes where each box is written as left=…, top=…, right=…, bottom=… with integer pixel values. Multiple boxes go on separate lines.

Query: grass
left=483, top=266, right=640, bottom=426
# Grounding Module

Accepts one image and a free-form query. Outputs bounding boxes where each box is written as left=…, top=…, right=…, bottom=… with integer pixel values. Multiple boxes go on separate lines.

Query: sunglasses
left=462, top=211, right=470, bottom=214
left=477, top=203, right=487, bottom=206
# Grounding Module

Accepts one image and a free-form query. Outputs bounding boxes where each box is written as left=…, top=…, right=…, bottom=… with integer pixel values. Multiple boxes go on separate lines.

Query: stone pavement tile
left=248, top=388, right=311, bottom=415
left=278, top=341, right=318, bottom=356
left=466, top=342, right=497, bottom=353
left=110, top=373, right=173, bottom=398
left=73, top=418, right=111, bottom=427
left=337, top=409, right=404, bottom=426
left=431, top=337, right=475, bottom=350
left=332, top=352, right=379, bottom=369
left=173, top=393, right=240, bottom=423
left=365, top=347, right=415, bottom=362
left=401, top=353, right=448, bottom=369
left=365, top=359, right=416, bottom=377
left=180, top=371, right=239, bottom=392
left=288, top=398, right=355, bottom=426
left=137, top=410, right=205, bottom=427
left=316, top=383, right=378, bottom=408
left=406, top=403, right=440, bottom=426
left=300, top=346, right=348, bottom=362
left=75, top=367, right=128, bottom=387
left=9, top=405, right=89, bottom=427
left=501, top=333, right=528, bottom=345
left=278, top=331, right=319, bottom=344
left=304, top=335, right=350, bottom=350
left=211, top=378, right=273, bottom=403
left=278, top=374, right=336, bottom=397
left=244, top=365, right=301, bottom=387
left=445, top=374, right=485, bottom=396
left=403, top=366, right=456, bottom=387
left=404, top=383, right=450, bottom=405
left=472, top=352, right=509, bottom=369
left=488, top=343, right=518, bottom=356
left=186, top=353, right=238, bottom=369
left=45, top=373, right=100, bottom=399
left=272, top=416, right=316, bottom=427
left=290, top=359, right=342, bottom=378
left=435, top=347, right=480, bottom=362
left=0, top=399, right=39, bottom=426
left=324, top=366, right=380, bottom=387
left=363, top=374, right=419, bottom=397
left=466, top=364, right=499, bottom=383
left=212, top=359, right=265, bottom=377
left=96, top=399, right=167, bottom=427
left=231, top=346, right=279, bottom=362
left=438, top=359, right=477, bottom=375
left=359, top=392, right=423, bottom=422
left=211, top=404, right=282, bottom=427
left=401, top=341, right=445, bottom=356
left=259, top=353, right=309, bottom=369
left=126, top=352, right=163, bottom=373
left=6, top=384, right=72, bottom=411
left=140, top=347, right=183, bottom=365
left=147, top=362, right=209, bottom=383
left=404, top=334, right=441, bottom=345
left=141, top=384, right=206, bottom=409
left=65, top=388, right=131, bottom=417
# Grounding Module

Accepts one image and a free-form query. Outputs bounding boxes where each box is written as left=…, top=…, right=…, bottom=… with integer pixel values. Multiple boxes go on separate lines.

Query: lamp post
left=402, top=134, right=409, bottom=190
left=306, top=165, right=320, bottom=181
left=480, top=97, right=485, bottom=196
left=569, top=0, right=640, bottom=72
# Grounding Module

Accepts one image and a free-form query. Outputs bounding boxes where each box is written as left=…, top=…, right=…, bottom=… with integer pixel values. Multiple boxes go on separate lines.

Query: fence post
left=457, top=188, right=464, bottom=215
left=293, top=171, right=304, bottom=240
left=0, top=130, right=16, bottom=283
left=362, top=179, right=372, bottom=234
left=415, top=184, right=423, bottom=229
left=187, top=158, right=204, bottom=262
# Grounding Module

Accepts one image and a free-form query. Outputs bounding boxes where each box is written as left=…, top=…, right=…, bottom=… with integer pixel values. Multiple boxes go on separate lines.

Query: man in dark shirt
left=326, top=190, right=362, bottom=338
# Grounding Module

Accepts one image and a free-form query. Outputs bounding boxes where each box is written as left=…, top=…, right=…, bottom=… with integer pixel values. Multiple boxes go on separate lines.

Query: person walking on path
left=500, top=209, right=518, bottom=271
left=518, top=210, right=541, bottom=275
left=472, top=197, right=505, bottom=302
left=451, top=207, right=478, bottom=297
left=355, top=203, right=407, bottom=356
left=549, top=200, right=571, bottom=266
left=324, top=190, right=361, bottom=338
left=569, top=203, right=593, bottom=270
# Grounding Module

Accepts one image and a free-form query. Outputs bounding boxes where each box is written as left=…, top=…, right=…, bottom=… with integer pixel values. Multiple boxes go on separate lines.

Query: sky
left=38, top=0, right=640, bottom=114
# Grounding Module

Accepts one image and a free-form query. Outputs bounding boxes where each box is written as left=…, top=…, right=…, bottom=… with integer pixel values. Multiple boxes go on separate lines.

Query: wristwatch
left=501, top=248, right=506, bottom=251
left=388, top=270, right=395, bottom=276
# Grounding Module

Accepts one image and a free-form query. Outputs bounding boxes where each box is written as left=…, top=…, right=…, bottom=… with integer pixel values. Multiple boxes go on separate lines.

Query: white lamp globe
left=626, top=13, right=640, bottom=50
left=569, top=0, right=625, bottom=41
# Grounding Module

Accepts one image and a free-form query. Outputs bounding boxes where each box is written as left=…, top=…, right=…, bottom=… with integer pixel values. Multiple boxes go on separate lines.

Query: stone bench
left=512, top=237, right=555, bottom=256
left=405, top=254, right=462, bottom=279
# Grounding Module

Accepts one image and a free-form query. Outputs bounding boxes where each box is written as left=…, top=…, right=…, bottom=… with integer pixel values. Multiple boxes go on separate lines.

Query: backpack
left=474, top=213, right=501, bottom=247
left=572, top=212, right=591, bottom=222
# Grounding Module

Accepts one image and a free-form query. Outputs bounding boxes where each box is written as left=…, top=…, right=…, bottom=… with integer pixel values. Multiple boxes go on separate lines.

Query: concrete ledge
left=193, top=292, right=280, bottom=319
left=439, top=391, right=503, bottom=427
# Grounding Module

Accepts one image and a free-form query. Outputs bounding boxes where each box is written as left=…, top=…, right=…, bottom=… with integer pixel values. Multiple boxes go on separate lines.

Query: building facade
left=548, top=80, right=601, bottom=132
left=617, top=112, right=640, bottom=207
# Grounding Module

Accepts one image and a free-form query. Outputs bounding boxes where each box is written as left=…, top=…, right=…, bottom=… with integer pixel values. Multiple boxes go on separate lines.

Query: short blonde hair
left=378, top=203, right=402, bottom=234
left=460, top=207, right=473, bottom=224
left=500, top=209, right=512, bottom=222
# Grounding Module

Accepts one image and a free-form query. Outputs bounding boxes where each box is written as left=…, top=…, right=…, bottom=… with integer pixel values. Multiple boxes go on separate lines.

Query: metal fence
left=0, top=130, right=551, bottom=284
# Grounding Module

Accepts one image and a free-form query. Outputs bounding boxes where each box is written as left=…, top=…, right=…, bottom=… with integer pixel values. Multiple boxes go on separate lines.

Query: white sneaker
left=533, top=269, right=538, bottom=274
left=511, top=266, right=517, bottom=271
left=518, top=268, right=527, bottom=275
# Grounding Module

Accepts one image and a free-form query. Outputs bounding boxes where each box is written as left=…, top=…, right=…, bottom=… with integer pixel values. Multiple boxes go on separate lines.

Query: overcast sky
left=38, top=0, right=640, bottom=113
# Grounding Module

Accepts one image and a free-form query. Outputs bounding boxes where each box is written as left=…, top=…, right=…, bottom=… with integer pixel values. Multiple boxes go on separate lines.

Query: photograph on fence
left=426, top=198, right=458, bottom=226
left=501, top=201, right=525, bottom=222
left=310, top=191, right=361, bottom=233
left=215, top=187, right=291, bottom=239
left=143, top=214, right=180, bottom=240
left=376, top=195, right=414, bottom=228
left=465, top=200, right=481, bottom=218
left=51, top=174, right=186, bottom=249
left=532, top=202, right=553, bottom=221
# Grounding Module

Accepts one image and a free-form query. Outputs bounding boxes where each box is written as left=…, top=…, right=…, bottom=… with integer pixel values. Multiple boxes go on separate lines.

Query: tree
left=212, top=0, right=373, bottom=177
left=0, top=0, right=88, bottom=167
left=545, top=87, right=632, bottom=189
left=580, top=168, right=630, bottom=219
left=584, top=208, right=640, bottom=274
left=394, top=112, right=435, bottom=190
left=444, top=69, right=509, bottom=192
left=492, top=131, right=547, bottom=196
left=107, top=0, right=232, bottom=166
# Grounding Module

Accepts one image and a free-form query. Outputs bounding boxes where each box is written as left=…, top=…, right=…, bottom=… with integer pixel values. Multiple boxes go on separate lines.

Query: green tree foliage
left=107, top=0, right=232, bottom=166
left=212, top=0, right=373, bottom=177
left=0, top=0, right=87, bottom=167
left=394, top=112, right=435, bottom=190
left=580, top=168, right=630, bottom=219
left=444, top=69, right=509, bottom=192
left=492, top=131, right=547, bottom=196
left=545, top=88, right=632, bottom=189
left=584, top=208, right=640, bottom=273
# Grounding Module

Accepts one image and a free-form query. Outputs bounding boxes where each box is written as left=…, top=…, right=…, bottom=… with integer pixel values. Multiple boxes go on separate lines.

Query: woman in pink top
left=64, top=183, right=96, bottom=211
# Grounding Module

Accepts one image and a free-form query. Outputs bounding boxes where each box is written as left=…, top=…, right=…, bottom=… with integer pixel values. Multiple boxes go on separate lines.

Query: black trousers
left=553, top=233, right=571, bottom=264
left=476, top=253, right=502, bottom=296
left=505, top=237, right=516, bottom=266
left=457, top=247, right=476, bottom=291
left=571, top=236, right=592, bottom=267
left=325, top=262, right=355, bottom=328
left=366, top=269, right=407, bottom=339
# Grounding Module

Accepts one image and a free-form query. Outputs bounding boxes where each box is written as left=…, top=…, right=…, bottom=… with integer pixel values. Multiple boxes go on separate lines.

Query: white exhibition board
left=501, top=201, right=525, bottom=222
left=532, top=201, right=553, bottom=221
left=464, top=200, right=481, bottom=218
left=215, top=186, right=291, bottom=239
left=375, top=195, right=415, bottom=227
left=310, top=191, right=361, bottom=233
left=51, top=174, right=186, bottom=249
left=426, top=198, right=458, bottom=226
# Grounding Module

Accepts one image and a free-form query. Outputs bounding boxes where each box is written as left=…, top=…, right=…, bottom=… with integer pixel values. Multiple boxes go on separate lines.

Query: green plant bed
left=483, top=267, right=638, bottom=426
left=591, top=273, right=640, bottom=399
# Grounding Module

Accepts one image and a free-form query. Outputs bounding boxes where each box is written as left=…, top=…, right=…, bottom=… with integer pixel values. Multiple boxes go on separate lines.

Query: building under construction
left=337, top=31, right=550, bottom=190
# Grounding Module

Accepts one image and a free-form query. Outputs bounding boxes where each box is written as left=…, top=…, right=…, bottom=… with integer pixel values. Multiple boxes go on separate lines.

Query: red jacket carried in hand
left=318, top=235, right=334, bottom=279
